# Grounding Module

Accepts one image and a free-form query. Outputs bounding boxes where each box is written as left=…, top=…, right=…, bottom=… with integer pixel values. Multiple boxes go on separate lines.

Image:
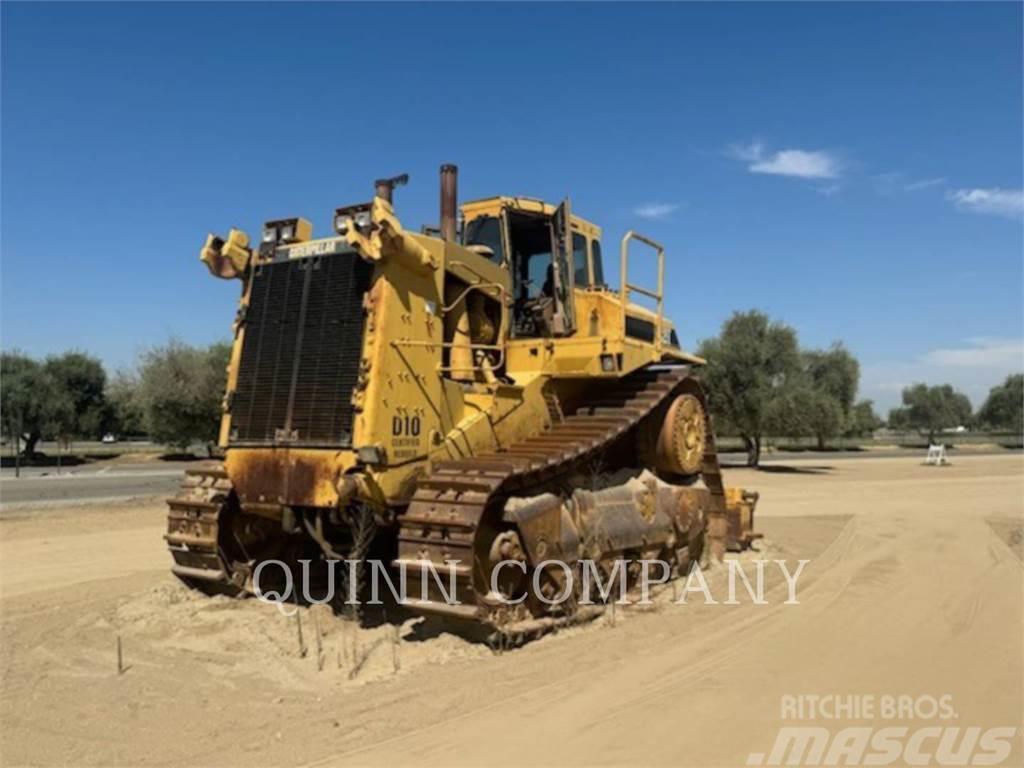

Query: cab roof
left=461, top=196, right=602, bottom=240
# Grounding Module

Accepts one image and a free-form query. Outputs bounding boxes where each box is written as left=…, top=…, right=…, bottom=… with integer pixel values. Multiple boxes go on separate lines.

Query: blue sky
left=2, top=2, right=1021, bottom=412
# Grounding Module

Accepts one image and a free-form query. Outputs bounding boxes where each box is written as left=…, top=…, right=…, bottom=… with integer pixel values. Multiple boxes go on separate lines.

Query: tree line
left=1, top=316, right=1020, bottom=464
left=1, top=341, right=230, bottom=457
left=698, top=310, right=1022, bottom=465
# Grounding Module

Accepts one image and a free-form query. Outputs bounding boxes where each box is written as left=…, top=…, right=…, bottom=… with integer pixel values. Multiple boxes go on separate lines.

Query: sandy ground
left=0, top=455, right=1021, bottom=767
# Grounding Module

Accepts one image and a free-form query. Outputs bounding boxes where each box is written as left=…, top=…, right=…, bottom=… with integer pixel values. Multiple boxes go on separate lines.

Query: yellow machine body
left=169, top=168, right=759, bottom=625
left=205, top=193, right=702, bottom=515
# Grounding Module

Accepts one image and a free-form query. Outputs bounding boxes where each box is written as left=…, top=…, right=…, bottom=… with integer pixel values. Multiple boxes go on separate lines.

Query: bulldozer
left=166, top=165, right=759, bottom=634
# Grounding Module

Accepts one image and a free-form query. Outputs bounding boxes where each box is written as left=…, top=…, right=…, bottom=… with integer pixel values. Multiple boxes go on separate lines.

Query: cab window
left=508, top=212, right=554, bottom=300
left=572, top=232, right=588, bottom=286
left=463, top=215, right=504, bottom=263
left=591, top=240, right=605, bottom=286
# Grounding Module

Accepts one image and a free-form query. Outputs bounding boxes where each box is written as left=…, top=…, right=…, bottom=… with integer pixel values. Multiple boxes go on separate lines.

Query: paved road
left=0, top=460, right=174, bottom=479
left=0, top=467, right=184, bottom=508
left=1, top=448, right=1017, bottom=509
left=720, top=447, right=1017, bottom=464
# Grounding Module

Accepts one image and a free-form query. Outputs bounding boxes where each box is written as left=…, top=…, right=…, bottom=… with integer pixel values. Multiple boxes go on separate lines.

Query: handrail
left=441, top=282, right=507, bottom=314
left=625, top=284, right=660, bottom=300
left=438, top=281, right=509, bottom=375
left=619, top=231, right=666, bottom=353
left=390, top=339, right=506, bottom=374
left=446, top=259, right=500, bottom=288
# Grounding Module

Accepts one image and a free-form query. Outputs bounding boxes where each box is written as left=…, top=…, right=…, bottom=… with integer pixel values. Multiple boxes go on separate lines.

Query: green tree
left=846, top=400, right=882, bottom=437
left=43, top=351, right=108, bottom=441
left=887, top=406, right=909, bottom=432
left=0, top=352, right=56, bottom=457
left=888, top=383, right=973, bottom=444
left=802, top=387, right=846, bottom=448
left=762, top=384, right=812, bottom=438
left=977, top=374, right=1023, bottom=432
left=698, top=310, right=802, bottom=466
left=137, top=340, right=230, bottom=454
left=107, top=370, right=146, bottom=437
left=800, top=344, right=860, bottom=448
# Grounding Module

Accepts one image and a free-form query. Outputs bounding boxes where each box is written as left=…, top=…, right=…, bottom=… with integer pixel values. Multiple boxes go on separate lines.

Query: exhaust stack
left=374, top=173, right=408, bottom=204
left=440, top=164, right=458, bottom=242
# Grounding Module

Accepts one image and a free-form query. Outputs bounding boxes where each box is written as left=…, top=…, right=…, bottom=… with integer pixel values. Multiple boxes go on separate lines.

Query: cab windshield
left=463, top=215, right=504, bottom=263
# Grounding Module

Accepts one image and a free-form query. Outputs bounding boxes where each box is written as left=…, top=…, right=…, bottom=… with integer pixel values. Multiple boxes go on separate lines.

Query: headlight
left=333, top=204, right=373, bottom=235
left=262, top=218, right=311, bottom=246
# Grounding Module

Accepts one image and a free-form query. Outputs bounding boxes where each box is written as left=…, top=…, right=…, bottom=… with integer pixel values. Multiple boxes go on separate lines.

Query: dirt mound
left=114, top=581, right=493, bottom=690
left=109, top=538, right=783, bottom=692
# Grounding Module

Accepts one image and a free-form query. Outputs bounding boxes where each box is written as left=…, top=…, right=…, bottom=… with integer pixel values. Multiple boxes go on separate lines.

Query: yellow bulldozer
left=166, top=165, right=758, bottom=634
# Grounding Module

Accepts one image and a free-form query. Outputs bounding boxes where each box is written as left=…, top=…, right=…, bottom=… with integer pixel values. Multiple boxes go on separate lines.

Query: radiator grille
left=230, top=253, right=372, bottom=446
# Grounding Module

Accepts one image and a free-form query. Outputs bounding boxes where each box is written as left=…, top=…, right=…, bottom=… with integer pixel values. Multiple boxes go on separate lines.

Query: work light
left=260, top=217, right=312, bottom=247
left=334, top=204, right=373, bottom=236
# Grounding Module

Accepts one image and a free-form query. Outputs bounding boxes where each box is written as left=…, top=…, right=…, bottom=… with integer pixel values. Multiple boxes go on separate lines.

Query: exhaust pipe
left=440, top=164, right=458, bottom=242
left=374, top=173, right=409, bottom=204
left=375, top=179, right=394, bottom=203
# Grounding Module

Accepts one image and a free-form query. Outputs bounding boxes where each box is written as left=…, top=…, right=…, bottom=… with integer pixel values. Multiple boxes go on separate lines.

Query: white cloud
left=751, top=150, right=841, bottom=179
left=877, top=173, right=946, bottom=194
left=862, top=338, right=1024, bottom=412
left=728, top=140, right=764, bottom=164
left=729, top=140, right=841, bottom=179
left=947, top=188, right=1024, bottom=219
left=922, top=337, right=1024, bottom=368
left=633, top=202, right=679, bottom=220
left=904, top=177, right=945, bottom=192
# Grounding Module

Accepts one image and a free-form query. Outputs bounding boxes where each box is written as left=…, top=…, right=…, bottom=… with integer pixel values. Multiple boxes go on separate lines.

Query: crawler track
left=166, top=463, right=288, bottom=593
left=396, top=364, right=729, bottom=630
left=164, top=364, right=732, bottom=630
left=165, top=464, right=240, bottom=589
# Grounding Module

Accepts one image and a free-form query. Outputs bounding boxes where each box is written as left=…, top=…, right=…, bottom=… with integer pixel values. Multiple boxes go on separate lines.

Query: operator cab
left=461, top=197, right=605, bottom=339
